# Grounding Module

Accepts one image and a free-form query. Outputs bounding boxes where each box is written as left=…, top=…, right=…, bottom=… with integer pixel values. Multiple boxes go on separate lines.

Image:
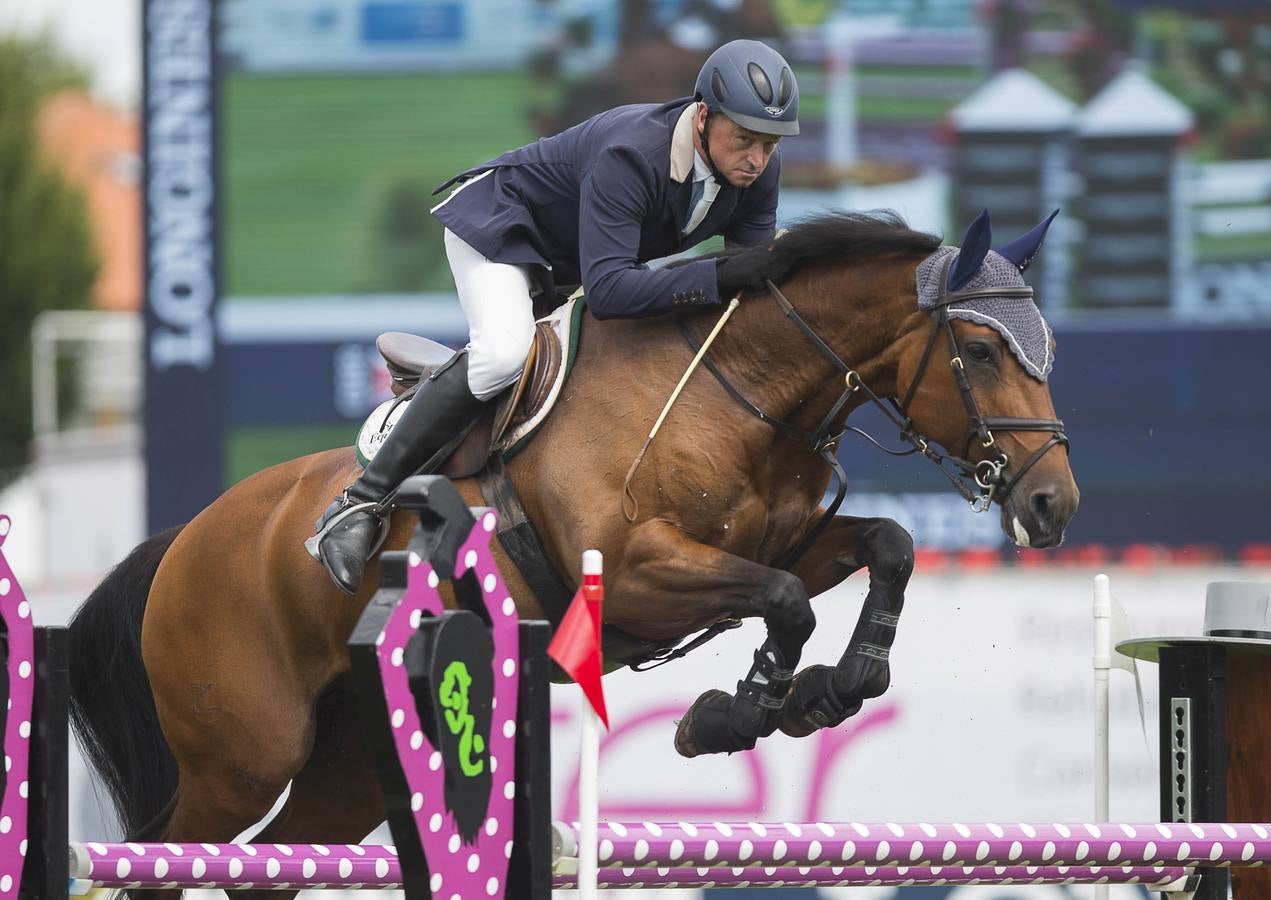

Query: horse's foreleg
left=672, top=567, right=816, bottom=757
left=779, top=515, right=914, bottom=737
left=611, top=521, right=819, bottom=759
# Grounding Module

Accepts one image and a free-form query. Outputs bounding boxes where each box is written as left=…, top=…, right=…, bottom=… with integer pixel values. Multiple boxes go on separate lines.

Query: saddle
left=370, top=305, right=572, bottom=478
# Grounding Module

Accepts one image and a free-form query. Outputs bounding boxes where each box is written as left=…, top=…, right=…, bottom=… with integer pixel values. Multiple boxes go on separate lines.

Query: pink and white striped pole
left=69, top=841, right=1193, bottom=891
left=555, top=863, right=1191, bottom=890
left=69, top=843, right=401, bottom=890
left=561, top=821, right=1271, bottom=870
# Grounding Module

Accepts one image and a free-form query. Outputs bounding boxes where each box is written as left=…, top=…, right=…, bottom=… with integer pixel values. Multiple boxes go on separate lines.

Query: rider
left=310, top=39, right=800, bottom=595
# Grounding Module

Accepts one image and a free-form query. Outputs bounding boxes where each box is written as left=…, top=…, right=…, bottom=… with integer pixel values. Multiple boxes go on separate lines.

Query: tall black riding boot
left=307, top=351, right=486, bottom=595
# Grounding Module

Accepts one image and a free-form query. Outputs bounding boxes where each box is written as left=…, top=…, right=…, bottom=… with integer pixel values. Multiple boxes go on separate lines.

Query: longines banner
left=142, top=0, right=223, bottom=533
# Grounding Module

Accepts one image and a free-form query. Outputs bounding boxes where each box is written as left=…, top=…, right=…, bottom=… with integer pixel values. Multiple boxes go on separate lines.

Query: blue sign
left=361, top=2, right=464, bottom=43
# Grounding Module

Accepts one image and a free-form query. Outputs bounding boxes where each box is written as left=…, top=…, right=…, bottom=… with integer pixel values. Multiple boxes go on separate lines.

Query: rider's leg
left=448, top=229, right=539, bottom=400
left=310, top=230, right=536, bottom=595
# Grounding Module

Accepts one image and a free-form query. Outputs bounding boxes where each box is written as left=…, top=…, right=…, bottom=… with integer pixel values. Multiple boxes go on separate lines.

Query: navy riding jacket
left=430, top=98, right=779, bottom=319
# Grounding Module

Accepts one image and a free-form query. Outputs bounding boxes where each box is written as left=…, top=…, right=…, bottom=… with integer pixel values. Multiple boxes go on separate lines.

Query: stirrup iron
left=303, top=499, right=392, bottom=562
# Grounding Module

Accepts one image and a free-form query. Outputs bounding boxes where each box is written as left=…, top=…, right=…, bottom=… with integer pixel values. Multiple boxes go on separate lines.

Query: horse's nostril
left=1030, top=488, right=1057, bottom=520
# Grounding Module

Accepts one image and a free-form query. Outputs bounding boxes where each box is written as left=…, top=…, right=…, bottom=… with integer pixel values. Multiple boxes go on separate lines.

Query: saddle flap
left=438, top=409, right=494, bottom=480
left=490, top=321, right=563, bottom=447
left=524, top=322, right=565, bottom=425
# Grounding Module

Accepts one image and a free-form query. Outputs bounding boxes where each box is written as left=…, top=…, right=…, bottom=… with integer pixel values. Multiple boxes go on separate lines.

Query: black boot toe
left=318, top=512, right=381, bottom=595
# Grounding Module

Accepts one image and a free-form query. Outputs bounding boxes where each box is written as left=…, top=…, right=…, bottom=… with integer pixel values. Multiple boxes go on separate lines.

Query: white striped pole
left=1093, top=573, right=1112, bottom=900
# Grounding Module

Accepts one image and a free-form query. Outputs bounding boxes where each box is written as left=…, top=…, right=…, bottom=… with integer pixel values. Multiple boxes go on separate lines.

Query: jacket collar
left=669, top=102, right=699, bottom=184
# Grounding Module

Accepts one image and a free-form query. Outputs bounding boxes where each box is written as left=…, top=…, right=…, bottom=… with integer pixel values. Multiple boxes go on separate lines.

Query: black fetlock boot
left=780, top=665, right=864, bottom=737
left=306, top=351, right=486, bottom=595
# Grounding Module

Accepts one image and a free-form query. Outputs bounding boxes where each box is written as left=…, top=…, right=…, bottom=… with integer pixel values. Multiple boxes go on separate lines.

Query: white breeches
left=443, top=228, right=537, bottom=401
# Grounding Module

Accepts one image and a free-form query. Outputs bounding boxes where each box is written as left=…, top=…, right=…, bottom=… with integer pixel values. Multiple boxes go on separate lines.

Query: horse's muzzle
left=1001, top=482, right=1079, bottom=550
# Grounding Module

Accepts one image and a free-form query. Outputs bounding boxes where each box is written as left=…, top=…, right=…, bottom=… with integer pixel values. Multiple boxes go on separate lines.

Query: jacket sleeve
left=724, top=152, right=780, bottom=249
left=579, top=146, right=721, bottom=320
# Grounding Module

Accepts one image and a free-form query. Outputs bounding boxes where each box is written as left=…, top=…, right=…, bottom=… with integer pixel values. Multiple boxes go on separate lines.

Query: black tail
left=68, top=526, right=184, bottom=840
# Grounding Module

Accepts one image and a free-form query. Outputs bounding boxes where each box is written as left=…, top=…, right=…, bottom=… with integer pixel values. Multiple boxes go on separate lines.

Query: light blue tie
left=682, top=177, right=719, bottom=235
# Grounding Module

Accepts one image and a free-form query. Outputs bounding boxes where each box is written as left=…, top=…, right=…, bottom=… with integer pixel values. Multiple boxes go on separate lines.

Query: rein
left=678, top=273, right=1069, bottom=569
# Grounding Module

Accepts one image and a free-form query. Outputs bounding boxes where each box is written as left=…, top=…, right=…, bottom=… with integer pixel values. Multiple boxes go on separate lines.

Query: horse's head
left=893, top=209, right=1078, bottom=549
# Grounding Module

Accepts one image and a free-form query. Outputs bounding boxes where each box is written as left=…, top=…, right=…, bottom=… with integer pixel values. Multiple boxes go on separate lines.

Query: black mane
left=687, top=209, right=942, bottom=283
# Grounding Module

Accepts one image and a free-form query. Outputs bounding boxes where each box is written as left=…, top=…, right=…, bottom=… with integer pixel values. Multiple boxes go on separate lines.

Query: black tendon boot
left=306, top=351, right=486, bottom=594
left=675, top=641, right=794, bottom=757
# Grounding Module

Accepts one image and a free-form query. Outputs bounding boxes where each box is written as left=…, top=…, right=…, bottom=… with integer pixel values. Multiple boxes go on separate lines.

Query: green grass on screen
left=222, top=71, right=536, bottom=296
left=225, top=423, right=359, bottom=486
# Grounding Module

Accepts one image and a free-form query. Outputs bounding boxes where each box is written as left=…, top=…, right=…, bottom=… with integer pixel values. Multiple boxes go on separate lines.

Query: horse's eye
left=965, top=341, right=995, bottom=363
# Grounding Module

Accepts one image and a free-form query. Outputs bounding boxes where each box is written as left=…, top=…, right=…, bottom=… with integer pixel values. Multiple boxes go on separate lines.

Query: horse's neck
left=713, top=265, right=913, bottom=427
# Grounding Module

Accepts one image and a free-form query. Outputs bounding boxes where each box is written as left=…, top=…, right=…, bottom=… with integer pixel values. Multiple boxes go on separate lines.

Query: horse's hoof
left=674, top=689, right=730, bottom=758
left=673, top=715, right=702, bottom=758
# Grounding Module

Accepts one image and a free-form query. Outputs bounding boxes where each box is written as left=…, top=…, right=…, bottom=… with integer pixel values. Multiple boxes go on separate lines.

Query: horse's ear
left=996, top=208, right=1060, bottom=273
left=947, top=209, right=993, bottom=292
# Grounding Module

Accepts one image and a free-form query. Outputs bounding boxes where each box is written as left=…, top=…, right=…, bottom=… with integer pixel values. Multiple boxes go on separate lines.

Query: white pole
left=578, top=549, right=603, bottom=900
left=1092, top=573, right=1112, bottom=900
left=826, top=16, right=857, bottom=172
left=31, top=314, right=57, bottom=438
left=579, top=704, right=600, bottom=899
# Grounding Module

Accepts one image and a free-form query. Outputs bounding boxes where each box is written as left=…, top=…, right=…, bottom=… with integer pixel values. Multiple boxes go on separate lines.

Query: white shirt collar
left=669, top=103, right=697, bottom=183
left=691, top=148, right=712, bottom=183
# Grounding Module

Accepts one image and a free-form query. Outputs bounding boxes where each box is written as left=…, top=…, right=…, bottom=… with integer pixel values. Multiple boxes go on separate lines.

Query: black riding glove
left=715, top=250, right=771, bottom=299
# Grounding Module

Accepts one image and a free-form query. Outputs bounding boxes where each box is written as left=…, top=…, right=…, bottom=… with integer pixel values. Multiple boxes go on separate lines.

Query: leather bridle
left=678, top=267, right=1069, bottom=571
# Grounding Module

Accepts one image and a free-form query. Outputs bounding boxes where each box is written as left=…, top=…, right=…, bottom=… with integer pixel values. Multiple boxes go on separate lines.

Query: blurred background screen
left=210, top=0, right=1271, bottom=560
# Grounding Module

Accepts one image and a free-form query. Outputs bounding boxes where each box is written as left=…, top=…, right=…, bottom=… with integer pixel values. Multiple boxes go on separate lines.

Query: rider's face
left=694, top=103, right=781, bottom=189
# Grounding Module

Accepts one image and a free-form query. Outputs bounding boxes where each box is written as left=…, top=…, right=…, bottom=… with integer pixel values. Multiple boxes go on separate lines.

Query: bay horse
left=68, top=209, right=1077, bottom=896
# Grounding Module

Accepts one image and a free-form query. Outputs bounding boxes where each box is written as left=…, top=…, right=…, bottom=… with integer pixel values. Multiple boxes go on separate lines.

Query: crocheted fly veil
left=916, top=209, right=1060, bottom=381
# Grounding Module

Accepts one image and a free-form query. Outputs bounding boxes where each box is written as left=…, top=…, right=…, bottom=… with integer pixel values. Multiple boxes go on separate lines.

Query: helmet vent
left=710, top=69, right=727, bottom=104
left=778, top=67, right=794, bottom=107
left=747, top=62, right=774, bottom=104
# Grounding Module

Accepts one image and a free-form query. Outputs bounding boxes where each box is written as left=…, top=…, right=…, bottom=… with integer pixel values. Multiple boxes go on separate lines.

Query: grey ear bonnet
left=916, top=246, right=1054, bottom=382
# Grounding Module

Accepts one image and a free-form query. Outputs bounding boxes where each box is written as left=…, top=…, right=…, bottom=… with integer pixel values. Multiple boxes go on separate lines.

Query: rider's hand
left=715, top=250, right=771, bottom=299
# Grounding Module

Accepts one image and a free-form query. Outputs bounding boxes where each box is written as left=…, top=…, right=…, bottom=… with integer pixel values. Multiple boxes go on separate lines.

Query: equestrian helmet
left=694, top=39, right=799, bottom=136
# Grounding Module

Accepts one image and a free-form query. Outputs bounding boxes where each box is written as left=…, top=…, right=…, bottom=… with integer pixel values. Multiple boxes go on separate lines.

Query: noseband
left=677, top=270, right=1069, bottom=569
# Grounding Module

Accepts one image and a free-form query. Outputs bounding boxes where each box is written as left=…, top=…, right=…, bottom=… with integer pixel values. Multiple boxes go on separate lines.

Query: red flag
left=548, top=557, right=608, bottom=728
